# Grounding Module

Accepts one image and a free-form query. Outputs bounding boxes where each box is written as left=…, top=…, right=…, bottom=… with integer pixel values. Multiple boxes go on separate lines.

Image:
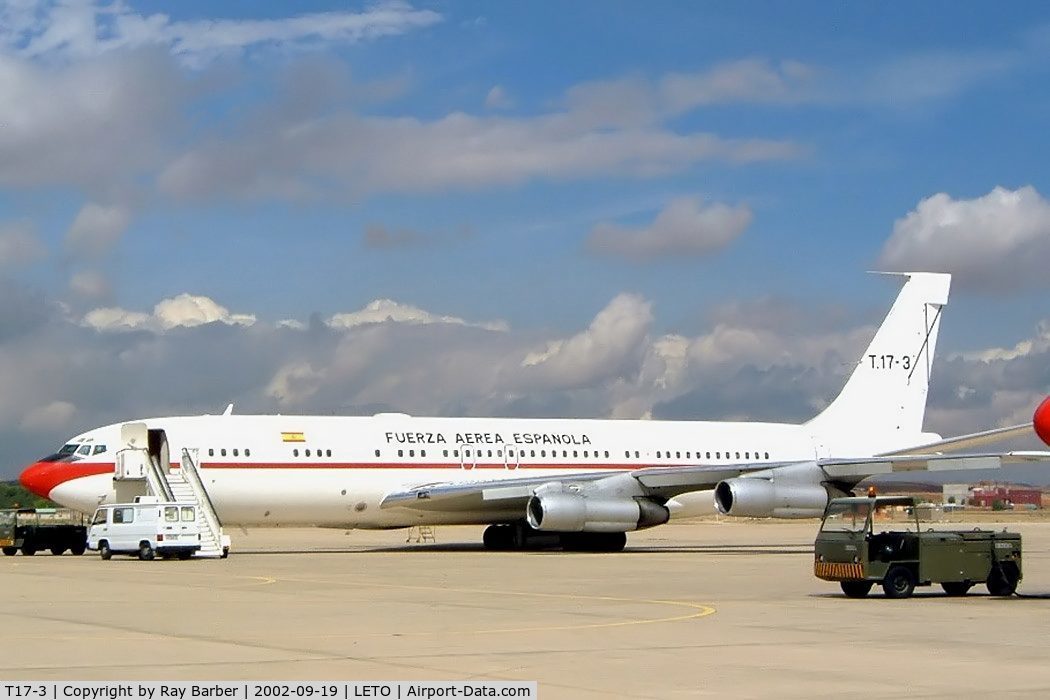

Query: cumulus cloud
left=0, top=221, right=45, bottom=265
left=520, top=294, right=652, bottom=389
left=326, top=299, right=507, bottom=332
left=587, top=197, right=752, bottom=260
left=878, top=186, right=1050, bottom=292
left=83, top=293, right=256, bottom=332
left=65, top=203, right=131, bottom=255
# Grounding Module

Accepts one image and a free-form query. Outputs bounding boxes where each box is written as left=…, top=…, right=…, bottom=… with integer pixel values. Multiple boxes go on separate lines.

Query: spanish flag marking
left=281, top=432, right=306, bottom=443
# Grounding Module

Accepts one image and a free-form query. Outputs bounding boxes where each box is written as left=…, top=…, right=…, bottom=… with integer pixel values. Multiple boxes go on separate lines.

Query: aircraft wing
left=880, top=423, right=1035, bottom=456
left=381, top=452, right=1050, bottom=515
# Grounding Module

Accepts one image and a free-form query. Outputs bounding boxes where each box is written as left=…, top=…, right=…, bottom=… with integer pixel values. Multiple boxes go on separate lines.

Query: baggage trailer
left=814, top=496, right=1022, bottom=599
left=0, top=508, right=88, bottom=556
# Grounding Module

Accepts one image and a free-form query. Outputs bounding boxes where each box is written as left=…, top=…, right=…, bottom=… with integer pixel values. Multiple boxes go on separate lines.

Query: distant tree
left=0, top=482, right=55, bottom=509
left=992, top=499, right=1009, bottom=511
left=947, top=496, right=956, bottom=504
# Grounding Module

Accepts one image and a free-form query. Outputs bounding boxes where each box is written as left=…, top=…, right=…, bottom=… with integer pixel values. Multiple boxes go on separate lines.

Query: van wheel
left=840, top=580, right=873, bottom=598
left=138, top=542, right=155, bottom=561
left=882, top=566, right=916, bottom=599
left=50, top=546, right=66, bottom=556
left=99, top=542, right=112, bottom=560
left=1, top=547, right=16, bottom=556
left=941, top=581, right=972, bottom=596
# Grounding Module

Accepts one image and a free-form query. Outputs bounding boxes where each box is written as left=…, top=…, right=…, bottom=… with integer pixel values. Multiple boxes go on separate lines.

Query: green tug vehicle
left=814, top=496, right=1022, bottom=599
left=0, top=508, right=88, bottom=556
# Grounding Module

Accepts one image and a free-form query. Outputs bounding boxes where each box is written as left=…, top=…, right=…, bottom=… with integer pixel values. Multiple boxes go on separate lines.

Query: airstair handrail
left=180, top=447, right=223, bottom=542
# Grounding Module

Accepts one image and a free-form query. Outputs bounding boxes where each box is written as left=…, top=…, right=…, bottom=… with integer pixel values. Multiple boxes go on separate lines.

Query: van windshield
left=91, top=509, right=107, bottom=525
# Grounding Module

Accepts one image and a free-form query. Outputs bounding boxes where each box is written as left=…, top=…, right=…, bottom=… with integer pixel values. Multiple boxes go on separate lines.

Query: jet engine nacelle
left=526, top=491, right=670, bottom=533
left=714, top=478, right=829, bottom=519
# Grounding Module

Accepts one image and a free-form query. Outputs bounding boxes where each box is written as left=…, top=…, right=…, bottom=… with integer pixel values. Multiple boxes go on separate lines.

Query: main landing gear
left=482, top=523, right=627, bottom=552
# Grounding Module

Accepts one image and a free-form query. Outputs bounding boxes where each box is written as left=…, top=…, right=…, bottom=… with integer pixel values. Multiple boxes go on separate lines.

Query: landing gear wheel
left=986, top=564, right=1019, bottom=596
left=482, top=524, right=514, bottom=550
left=21, top=545, right=36, bottom=556
left=1, top=547, right=16, bottom=556
left=941, top=581, right=973, bottom=596
left=99, top=542, right=112, bottom=560
left=138, top=542, right=155, bottom=561
left=840, top=580, right=873, bottom=598
left=882, top=566, right=916, bottom=599
left=50, top=546, right=66, bottom=556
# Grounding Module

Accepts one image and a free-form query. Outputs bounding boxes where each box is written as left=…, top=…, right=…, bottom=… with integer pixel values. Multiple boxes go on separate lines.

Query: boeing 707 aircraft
left=19, top=273, right=1050, bottom=551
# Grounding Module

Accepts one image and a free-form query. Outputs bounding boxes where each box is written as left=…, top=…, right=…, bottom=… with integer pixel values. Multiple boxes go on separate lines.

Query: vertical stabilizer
left=806, top=272, right=950, bottom=455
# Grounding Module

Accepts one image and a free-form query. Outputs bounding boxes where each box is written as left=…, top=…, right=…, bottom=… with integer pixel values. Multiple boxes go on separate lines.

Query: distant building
left=970, top=483, right=1041, bottom=509
left=942, top=483, right=971, bottom=506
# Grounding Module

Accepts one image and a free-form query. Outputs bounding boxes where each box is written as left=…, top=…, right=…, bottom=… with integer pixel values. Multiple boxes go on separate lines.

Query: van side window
left=181, top=507, right=195, bottom=522
left=113, top=507, right=134, bottom=524
left=165, top=507, right=179, bottom=522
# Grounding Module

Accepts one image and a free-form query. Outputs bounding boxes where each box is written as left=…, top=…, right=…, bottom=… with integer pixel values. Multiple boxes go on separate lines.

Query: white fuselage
left=50, top=413, right=825, bottom=527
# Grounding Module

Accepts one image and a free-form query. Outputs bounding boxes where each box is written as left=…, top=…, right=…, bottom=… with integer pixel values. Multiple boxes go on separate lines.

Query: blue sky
left=1, top=1, right=1049, bottom=476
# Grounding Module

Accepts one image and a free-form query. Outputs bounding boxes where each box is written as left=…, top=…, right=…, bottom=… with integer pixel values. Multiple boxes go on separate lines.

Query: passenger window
left=488, top=450, right=493, bottom=458
left=541, top=450, right=546, bottom=457
left=765, top=452, right=770, bottom=459
left=209, top=448, right=214, bottom=457
left=93, top=445, right=107, bottom=455
left=421, top=450, right=426, bottom=457
left=634, top=451, right=640, bottom=458
left=165, top=507, right=178, bottom=522
left=531, top=450, right=536, bottom=457
left=293, top=449, right=299, bottom=457
left=657, top=451, right=662, bottom=458
left=78, top=445, right=91, bottom=456
left=375, top=450, right=381, bottom=457
left=326, top=449, right=331, bottom=457
left=246, top=449, right=251, bottom=457
left=497, top=450, right=503, bottom=457
left=676, top=451, right=681, bottom=459
left=716, top=452, right=721, bottom=459
left=233, top=449, right=239, bottom=457
left=443, top=450, right=449, bottom=458
left=625, top=451, right=630, bottom=458
left=453, top=450, right=459, bottom=457
left=181, top=507, right=195, bottom=522
left=706, top=452, right=711, bottom=459
left=745, top=452, right=750, bottom=459
left=221, top=448, right=227, bottom=457
left=398, top=449, right=404, bottom=457
left=736, top=452, right=740, bottom=459
left=306, top=449, right=311, bottom=457
left=604, top=450, right=609, bottom=458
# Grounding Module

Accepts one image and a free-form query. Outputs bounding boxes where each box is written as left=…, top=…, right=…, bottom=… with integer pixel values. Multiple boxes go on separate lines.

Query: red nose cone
left=19, top=461, right=113, bottom=499
left=20, top=461, right=60, bottom=499
left=1035, top=396, right=1050, bottom=448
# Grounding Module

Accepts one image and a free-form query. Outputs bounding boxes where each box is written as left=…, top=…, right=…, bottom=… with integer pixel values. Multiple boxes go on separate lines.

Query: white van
left=88, top=500, right=202, bottom=560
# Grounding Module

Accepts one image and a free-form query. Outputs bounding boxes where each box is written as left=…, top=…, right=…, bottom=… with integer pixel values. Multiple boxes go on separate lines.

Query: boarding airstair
left=111, top=423, right=229, bottom=558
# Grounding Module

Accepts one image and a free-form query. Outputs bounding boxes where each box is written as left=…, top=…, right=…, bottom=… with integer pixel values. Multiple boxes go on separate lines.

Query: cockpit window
left=77, top=445, right=91, bottom=456
left=92, top=445, right=107, bottom=455
left=58, top=444, right=78, bottom=456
